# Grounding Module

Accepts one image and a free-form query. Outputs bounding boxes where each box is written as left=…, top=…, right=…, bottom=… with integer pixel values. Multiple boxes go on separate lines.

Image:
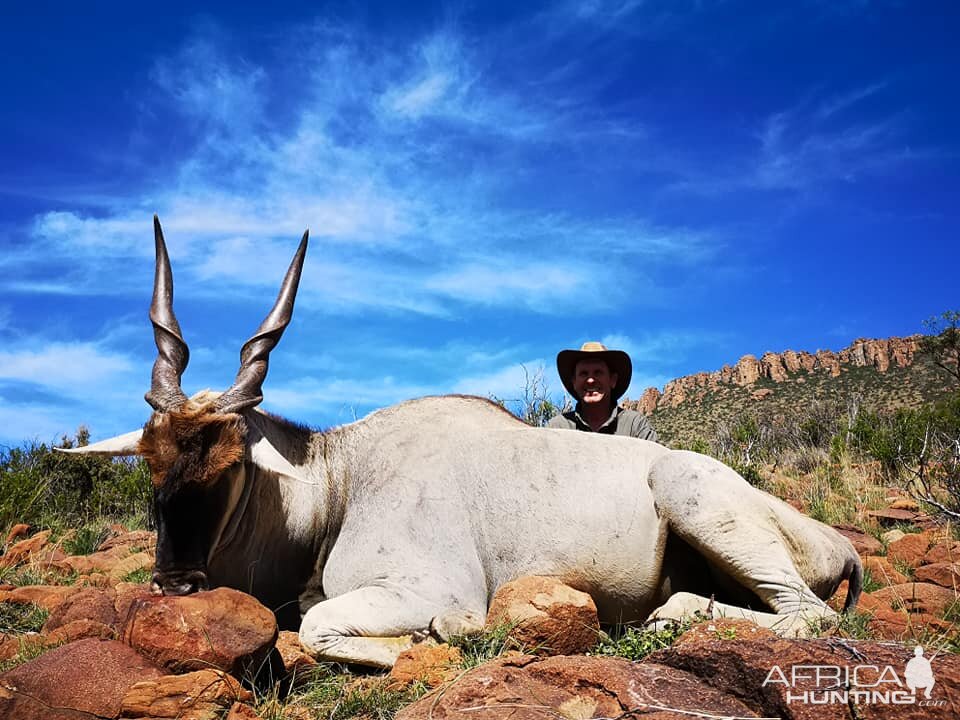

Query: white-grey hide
left=72, top=393, right=861, bottom=668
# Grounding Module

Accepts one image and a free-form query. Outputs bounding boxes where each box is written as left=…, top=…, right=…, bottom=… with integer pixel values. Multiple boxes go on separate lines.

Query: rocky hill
left=626, top=335, right=955, bottom=447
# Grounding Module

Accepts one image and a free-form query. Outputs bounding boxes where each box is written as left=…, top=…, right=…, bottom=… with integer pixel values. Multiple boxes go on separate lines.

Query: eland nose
left=151, top=569, right=209, bottom=596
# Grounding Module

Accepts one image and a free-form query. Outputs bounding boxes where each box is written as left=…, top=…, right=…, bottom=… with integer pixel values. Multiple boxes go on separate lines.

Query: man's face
left=572, top=359, right=618, bottom=407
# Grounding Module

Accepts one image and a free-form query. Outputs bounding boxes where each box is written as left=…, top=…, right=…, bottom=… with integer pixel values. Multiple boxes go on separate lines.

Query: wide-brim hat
left=556, top=341, right=632, bottom=402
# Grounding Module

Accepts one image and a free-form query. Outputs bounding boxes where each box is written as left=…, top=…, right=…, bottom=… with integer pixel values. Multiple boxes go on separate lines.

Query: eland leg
left=299, top=585, right=432, bottom=667
left=299, top=584, right=484, bottom=668
left=647, top=592, right=830, bottom=637
left=648, top=451, right=836, bottom=631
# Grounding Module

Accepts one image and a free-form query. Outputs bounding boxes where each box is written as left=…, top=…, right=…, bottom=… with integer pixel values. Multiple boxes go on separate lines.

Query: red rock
left=56, top=544, right=155, bottom=578
left=3, top=523, right=31, bottom=547
left=675, top=618, right=775, bottom=646
left=863, top=605, right=952, bottom=641
left=120, top=668, right=252, bottom=719
left=485, top=576, right=600, bottom=656
left=389, top=643, right=463, bottom=689
left=46, top=618, right=116, bottom=644
left=924, top=541, right=960, bottom=565
left=914, top=562, right=960, bottom=589
left=121, top=587, right=278, bottom=677
left=1, top=618, right=119, bottom=661
left=226, top=701, right=264, bottom=719
left=890, top=498, right=920, bottom=511
left=395, top=654, right=759, bottom=720
left=649, top=637, right=960, bottom=719
left=114, top=582, right=154, bottom=621
left=888, top=533, right=935, bottom=569
left=76, top=572, right=112, bottom=588
left=275, top=630, right=318, bottom=683
left=870, top=582, right=958, bottom=617
left=832, top=525, right=883, bottom=556
left=96, top=529, right=156, bottom=554
left=0, top=530, right=53, bottom=568
left=867, top=508, right=922, bottom=524
left=43, top=586, right=118, bottom=632
left=863, top=555, right=909, bottom=586
left=638, top=387, right=661, bottom=415
left=0, top=584, right=81, bottom=611
left=0, top=638, right=163, bottom=719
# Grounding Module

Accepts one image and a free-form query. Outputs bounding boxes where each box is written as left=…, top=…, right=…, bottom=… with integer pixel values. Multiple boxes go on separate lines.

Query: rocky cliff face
left=634, top=336, right=921, bottom=411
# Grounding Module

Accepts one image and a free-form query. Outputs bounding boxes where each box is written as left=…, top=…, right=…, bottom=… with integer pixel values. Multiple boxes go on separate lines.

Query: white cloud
left=425, top=261, right=586, bottom=308
left=451, top=360, right=559, bottom=401
left=385, top=72, right=454, bottom=118
left=265, top=376, right=436, bottom=418
left=0, top=403, right=81, bottom=447
left=5, top=21, right=719, bottom=317
left=0, top=343, right=137, bottom=390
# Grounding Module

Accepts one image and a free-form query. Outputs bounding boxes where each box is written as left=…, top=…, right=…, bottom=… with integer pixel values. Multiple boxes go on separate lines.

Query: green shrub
left=448, top=622, right=523, bottom=668
left=0, top=428, right=152, bottom=536
left=257, top=665, right=428, bottom=720
left=592, top=618, right=694, bottom=661
left=0, top=602, right=48, bottom=635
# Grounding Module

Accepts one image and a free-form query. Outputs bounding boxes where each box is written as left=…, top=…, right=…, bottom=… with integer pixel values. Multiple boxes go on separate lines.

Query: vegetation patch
left=256, top=665, right=428, bottom=720
left=0, top=601, right=48, bottom=635
left=0, top=428, right=152, bottom=537
left=448, top=622, right=524, bottom=668
left=592, top=618, right=695, bottom=662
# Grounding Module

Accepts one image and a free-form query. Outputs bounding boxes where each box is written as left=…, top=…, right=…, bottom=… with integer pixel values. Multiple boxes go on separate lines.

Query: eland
left=65, top=217, right=862, bottom=668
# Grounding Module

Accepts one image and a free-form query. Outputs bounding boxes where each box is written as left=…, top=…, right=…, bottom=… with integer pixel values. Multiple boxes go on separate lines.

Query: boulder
left=120, top=668, right=252, bottom=719
left=121, top=587, right=278, bottom=677
left=275, top=629, right=318, bottom=681
left=924, top=541, right=960, bottom=565
left=882, top=529, right=907, bottom=546
left=867, top=508, right=922, bottom=525
left=389, top=643, right=463, bottom=689
left=832, top=525, right=883, bottom=556
left=3, top=523, right=31, bottom=547
left=0, top=584, right=81, bottom=611
left=863, top=556, right=909, bottom=586
left=43, top=586, right=118, bottom=632
left=889, top=498, right=920, bottom=511
left=0, top=530, right=66, bottom=569
left=0, top=618, right=117, bottom=661
left=857, top=584, right=957, bottom=639
left=0, top=638, right=164, bottom=719
left=870, top=582, right=958, bottom=617
left=97, top=529, right=156, bottom=555
left=914, top=562, right=960, bottom=589
left=485, top=576, right=600, bottom=655
left=887, top=533, right=934, bottom=569
left=395, top=654, right=759, bottom=720
left=0, top=529, right=50, bottom=567
left=56, top=545, right=154, bottom=580
left=674, top=618, right=775, bottom=646
left=649, top=637, right=960, bottom=719
left=114, top=582, right=154, bottom=620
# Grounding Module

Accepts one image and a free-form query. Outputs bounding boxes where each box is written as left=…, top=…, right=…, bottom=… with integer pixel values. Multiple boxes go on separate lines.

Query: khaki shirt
left=547, top=404, right=659, bottom=442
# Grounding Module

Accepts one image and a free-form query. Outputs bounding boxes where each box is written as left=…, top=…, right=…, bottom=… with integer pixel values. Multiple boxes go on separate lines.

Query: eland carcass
left=63, top=217, right=862, bottom=668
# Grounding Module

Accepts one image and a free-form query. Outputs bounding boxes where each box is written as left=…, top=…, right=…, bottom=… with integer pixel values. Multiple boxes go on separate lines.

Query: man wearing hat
left=547, top=342, right=659, bottom=440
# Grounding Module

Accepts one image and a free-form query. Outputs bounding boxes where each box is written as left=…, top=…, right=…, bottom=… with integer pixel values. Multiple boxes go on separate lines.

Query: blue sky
left=1, top=1, right=957, bottom=445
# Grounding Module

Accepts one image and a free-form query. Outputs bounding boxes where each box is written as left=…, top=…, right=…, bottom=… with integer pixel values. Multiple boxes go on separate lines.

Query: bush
left=0, top=428, right=152, bottom=535
left=592, top=618, right=695, bottom=661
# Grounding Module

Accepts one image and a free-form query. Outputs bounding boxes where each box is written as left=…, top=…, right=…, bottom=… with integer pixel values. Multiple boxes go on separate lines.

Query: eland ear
left=55, top=429, right=144, bottom=456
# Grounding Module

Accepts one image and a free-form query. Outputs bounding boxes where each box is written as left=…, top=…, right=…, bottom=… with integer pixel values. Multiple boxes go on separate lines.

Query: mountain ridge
left=633, top=335, right=922, bottom=413
left=623, top=334, right=953, bottom=447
